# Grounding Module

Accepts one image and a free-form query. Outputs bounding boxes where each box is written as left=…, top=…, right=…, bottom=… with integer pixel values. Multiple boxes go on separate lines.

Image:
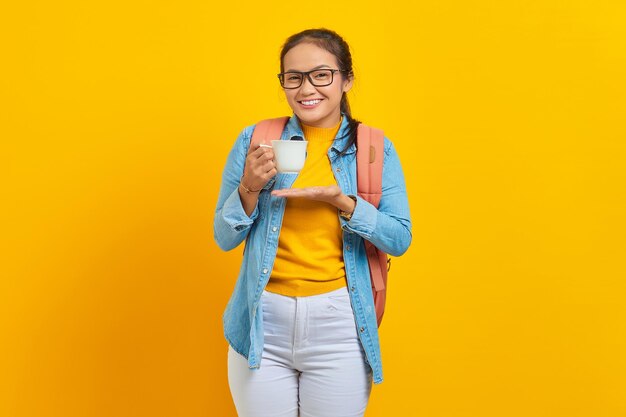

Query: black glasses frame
left=277, top=69, right=348, bottom=89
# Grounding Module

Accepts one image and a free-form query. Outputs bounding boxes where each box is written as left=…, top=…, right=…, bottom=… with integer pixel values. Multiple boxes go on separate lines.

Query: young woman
left=214, top=28, right=412, bottom=417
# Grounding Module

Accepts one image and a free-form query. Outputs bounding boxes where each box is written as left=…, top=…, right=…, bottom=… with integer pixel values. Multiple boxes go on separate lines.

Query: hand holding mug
left=241, top=144, right=277, bottom=192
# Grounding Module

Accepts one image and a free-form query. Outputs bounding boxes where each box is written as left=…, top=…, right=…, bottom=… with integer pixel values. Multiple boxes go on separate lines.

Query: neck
left=300, top=116, right=343, bottom=142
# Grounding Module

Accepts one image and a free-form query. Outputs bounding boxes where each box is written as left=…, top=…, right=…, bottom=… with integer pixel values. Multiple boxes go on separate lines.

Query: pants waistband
left=262, top=285, right=348, bottom=300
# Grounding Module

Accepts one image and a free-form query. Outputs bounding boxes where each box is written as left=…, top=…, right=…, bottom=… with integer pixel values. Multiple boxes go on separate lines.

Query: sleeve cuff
left=340, top=195, right=377, bottom=238
left=222, top=187, right=259, bottom=231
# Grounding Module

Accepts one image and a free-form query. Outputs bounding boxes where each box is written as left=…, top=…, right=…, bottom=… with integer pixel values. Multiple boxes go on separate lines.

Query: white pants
left=227, top=286, right=373, bottom=417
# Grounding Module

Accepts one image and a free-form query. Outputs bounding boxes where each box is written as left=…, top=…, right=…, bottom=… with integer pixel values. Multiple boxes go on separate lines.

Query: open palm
left=271, top=185, right=342, bottom=206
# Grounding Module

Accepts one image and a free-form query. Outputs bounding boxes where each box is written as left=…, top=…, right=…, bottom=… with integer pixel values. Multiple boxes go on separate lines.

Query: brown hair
left=280, top=28, right=360, bottom=155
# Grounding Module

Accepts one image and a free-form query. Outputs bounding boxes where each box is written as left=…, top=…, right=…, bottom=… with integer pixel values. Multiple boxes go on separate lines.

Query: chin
left=295, top=113, right=318, bottom=124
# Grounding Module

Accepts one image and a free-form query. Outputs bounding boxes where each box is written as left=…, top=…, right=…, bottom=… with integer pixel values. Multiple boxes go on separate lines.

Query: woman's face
left=281, top=42, right=353, bottom=128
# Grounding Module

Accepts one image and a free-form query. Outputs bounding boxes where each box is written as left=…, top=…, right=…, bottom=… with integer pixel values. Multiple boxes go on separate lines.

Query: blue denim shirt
left=213, top=113, right=412, bottom=384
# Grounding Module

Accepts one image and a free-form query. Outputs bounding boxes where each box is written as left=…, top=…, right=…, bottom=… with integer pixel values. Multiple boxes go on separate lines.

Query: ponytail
left=339, top=92, right=360, bottom=156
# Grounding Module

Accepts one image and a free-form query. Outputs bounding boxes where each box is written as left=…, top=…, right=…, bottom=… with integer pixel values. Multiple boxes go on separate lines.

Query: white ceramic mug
left=271, top=140, right=308, bottom=173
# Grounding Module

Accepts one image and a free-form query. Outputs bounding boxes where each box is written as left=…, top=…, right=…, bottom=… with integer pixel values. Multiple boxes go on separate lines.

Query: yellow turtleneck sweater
left=265, top=117, right=347, bottom=296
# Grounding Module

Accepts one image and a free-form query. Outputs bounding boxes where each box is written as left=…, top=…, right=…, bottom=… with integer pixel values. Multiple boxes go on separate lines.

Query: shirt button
left=359, top=327, right=365, bottom=333
left=351, top=286, right=355, bottom=292
left=346, top=245, right=351, bottom=251
left=262, top=268, right=268, bottom=274
left=336, top=168, right=341, bottom=172
left=272, top=226, right=277, bottom=232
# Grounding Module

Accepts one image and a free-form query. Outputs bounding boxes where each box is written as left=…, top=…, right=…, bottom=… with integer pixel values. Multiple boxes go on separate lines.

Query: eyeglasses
left=277, top=69, right=347, bottom=89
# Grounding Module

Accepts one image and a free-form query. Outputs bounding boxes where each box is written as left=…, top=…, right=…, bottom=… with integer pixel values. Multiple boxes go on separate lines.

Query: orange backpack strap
left=356, top=123, right=388, bottom=326
left=250, top=117, right=290, bottom=148
left=356, top=124, right=385, bottom=208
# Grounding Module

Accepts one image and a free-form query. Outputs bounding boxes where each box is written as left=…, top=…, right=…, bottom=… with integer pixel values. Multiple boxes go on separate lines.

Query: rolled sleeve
left=213, top=125, right=259, bottom=251
left=340, top=195, right=378, bottom=239
left=221, top=187, right=259, bottom=232
left=339, top=139, right=412, bottom=257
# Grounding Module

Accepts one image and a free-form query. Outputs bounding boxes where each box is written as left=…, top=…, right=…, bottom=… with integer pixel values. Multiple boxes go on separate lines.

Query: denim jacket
left=213, top=113, right=412, bottom=384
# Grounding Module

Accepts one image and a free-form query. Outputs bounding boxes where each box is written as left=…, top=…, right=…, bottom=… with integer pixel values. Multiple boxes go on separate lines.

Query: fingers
left=263, top=165, right=278, bottom=177
left=248, top=144, right=275, bottom=159
left=250, top=150, right=275, bottom=174
left=271, top=186, right=340, bottom=204
left=271, top=189, right=299, bottom=198
left=242, top=146, right=277, bottom=190
left=245, top=145, right=273, bottom=165
left=271, top=187, right=314, bottom=197
left=246, top=142, right=264, bottom=155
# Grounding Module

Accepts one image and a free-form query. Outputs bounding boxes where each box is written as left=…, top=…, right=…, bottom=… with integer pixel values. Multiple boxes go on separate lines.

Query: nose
left=299, top=74, right=316, bottom=95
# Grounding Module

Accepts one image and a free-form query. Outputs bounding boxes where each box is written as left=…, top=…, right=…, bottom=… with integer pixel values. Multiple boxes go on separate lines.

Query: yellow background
left=2, top=1, right=625, bottom=416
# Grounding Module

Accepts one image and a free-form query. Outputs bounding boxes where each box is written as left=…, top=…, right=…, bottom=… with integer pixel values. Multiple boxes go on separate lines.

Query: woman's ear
left=343, top=75, right=354, bottom=93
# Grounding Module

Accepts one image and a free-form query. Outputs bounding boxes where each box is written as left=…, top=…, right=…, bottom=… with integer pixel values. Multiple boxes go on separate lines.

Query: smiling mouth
left=298, top=99, right=323, bottom=106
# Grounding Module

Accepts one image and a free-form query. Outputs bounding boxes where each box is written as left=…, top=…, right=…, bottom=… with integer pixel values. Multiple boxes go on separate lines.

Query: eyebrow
left=284, top=64, right=332, bottom=72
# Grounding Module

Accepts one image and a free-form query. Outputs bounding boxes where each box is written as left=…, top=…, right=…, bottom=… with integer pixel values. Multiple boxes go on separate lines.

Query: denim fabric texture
left=228, top=287, right=372, bottom=416
left=213, top=112, right=412, bottom=384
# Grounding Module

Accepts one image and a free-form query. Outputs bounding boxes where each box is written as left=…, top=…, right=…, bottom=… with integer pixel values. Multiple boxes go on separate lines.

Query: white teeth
left=301, top=99, right=321, bottom=106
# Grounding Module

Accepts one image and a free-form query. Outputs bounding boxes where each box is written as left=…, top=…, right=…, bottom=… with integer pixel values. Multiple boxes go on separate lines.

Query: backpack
left=250, top=117, right=389, bottom=327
